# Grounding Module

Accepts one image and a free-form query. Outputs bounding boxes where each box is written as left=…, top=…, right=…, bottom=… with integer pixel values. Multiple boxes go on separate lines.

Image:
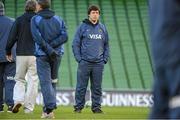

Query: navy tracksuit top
left=72, top=19, right=109, bottom=63
left=0, top=16, right=15, bottom=62
left=31, top=9, right=68, bottom=57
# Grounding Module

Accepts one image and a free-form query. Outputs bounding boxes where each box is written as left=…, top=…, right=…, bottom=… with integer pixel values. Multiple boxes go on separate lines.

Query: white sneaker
left=41, top=112, right=55, bottom=119
left=0, top=110, right=4, bottom=113
left=24, top=108, right=33, bottom=114
left=12, top=103, right=22, bottom=113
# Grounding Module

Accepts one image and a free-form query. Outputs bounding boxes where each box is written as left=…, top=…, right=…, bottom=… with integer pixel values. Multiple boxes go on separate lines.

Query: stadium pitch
left=0, top=106, right=149, bottom=119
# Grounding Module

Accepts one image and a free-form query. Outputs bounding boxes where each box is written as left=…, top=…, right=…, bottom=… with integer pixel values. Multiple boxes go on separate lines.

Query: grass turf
left=0, top=106, right=150, bottom=119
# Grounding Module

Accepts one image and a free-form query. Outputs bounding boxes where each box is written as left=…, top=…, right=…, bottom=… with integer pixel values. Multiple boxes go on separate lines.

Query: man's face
left=36, top=4, right=41, bottom=12
left=89, top=10, right=100, bottom=22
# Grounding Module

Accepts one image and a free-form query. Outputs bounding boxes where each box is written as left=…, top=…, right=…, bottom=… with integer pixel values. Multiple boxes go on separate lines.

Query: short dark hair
left=37, top=0, right=51, bottom=9
left=88, top=5, right=100, bottom=15
left=25, top=0, right=37, bottom=12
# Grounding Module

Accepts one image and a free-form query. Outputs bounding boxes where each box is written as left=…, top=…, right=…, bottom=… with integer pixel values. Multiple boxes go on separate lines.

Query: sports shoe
left=12, top=103, right=22, bottom=113
left=92, top=108, right=104, bottom=114
left=0, top=104, right=4, bottom=113
left=41, top=112, right=55, bottom=119
left=7, top=106, right=13, bottom=113
left=24, top=108, right=33, bottom=114
left=74, top=108, right=82, bottom=113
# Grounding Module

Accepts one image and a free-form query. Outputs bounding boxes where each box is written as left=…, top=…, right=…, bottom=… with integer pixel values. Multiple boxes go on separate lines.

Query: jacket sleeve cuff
left=76, top=57, right=81, bottom=63
left=6, top=50, right=11, bottom=55
left=104, top=59, right=108, bottom=64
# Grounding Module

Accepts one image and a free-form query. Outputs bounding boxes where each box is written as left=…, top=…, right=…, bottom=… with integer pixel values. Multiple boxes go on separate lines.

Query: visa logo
left=89, top=34, right=102, bottom=39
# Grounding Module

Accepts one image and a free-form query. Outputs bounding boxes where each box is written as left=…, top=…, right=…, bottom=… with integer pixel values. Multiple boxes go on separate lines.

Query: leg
left=149, top=67, right=169, bottom=119
left=74, top=60, right=90, bottom=110
left=4, top=62, right=16, bottom=107
left=12, top=56, right=28, bottom=113
left=24, top=56, right=38, bottom=112
left=90, top=62, right=104, bottom=110
left=0, top=63, right=5, bottom=111
left=42, top=56, right=61, bottom=113
left=170, top=108, right=180, bottom=119
left=36, top=56, right=56, bottom=113
left=149, top=0, right=180, bottom=118
left=167, top=63, right=180, bottom=119
left=13, top=56, right=27, bottom=104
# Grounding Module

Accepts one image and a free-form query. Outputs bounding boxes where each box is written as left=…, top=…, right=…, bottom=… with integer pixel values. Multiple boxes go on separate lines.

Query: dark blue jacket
left=0, top=15, right=16, bottom=62
left=149, top=0, right=180, bottom=67
left=72, top=19, right=109, bottom=63
left=31, top=9, right=68, bottom=57
left=6, top=11, right=36, bottom=56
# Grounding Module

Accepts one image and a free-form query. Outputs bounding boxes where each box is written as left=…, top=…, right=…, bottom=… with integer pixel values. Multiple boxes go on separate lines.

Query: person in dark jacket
left=0, top=1, right=16, bottom=112
left=72, top=5, right=109, bottom=113
left=31, top=0, right=68, bottom=118
left=6, top=0, right=38, bottom=114
left=149, top=0, right=180, bottom=119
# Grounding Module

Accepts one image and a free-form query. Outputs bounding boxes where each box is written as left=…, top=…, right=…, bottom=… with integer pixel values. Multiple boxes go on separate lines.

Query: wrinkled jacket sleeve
left=6, top=20, right=17, bottom=55
left=31, top=16, right=55, bottom=55
left=50, top=21, right=68, bottom=48
left=72, top=25, right=82, bottom=63
left=103, top=26, right=109, bottom=64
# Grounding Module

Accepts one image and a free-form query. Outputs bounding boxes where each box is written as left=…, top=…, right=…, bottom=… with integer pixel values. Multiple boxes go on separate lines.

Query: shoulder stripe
left=34, top=15, right=42, bottom=25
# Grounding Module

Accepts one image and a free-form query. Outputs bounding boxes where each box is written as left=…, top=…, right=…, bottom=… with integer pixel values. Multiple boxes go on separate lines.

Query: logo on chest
left=89, top=34, right=102, bottom=39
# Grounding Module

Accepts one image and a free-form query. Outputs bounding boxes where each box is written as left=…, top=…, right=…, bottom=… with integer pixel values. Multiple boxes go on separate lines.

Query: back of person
left=0, top=16, right=14, bottom=62
left=14, top=12, right=36, bottom=55
left=6, top=0, right=39, bottom=114
left=0, top=1, right=16, bottom=113
left=32, top=9, right=66, bottom=56
left=31, top=0, right=68, bottom=118
left=36, top=11, right=61, bottom=41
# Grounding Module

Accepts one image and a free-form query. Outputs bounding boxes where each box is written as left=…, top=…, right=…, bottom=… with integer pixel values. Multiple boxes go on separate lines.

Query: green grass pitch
left=0, top=106, right=149, bottom=119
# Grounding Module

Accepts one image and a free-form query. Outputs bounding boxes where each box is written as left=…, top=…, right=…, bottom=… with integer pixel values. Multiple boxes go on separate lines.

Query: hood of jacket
left=82, top=18, right=99, bottom=26
left=37, top=9, right=55, bottom=19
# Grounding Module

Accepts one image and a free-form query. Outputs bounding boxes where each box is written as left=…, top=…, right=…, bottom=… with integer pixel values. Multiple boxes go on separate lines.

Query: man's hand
left=49, top=51, right=58, bottom=61
left=6, top=54, right=13, bottom=62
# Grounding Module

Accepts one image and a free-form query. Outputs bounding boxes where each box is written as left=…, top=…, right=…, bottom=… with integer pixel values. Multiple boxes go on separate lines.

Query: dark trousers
left=74, top=60, right=104, bottom=110
left=36, top=56, right=61, bottom=112
left=150, top=63, right=180, bottom=119
left=149, top=0, right=180, bottom=118
left=0, top=62, right=16, bottom=109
